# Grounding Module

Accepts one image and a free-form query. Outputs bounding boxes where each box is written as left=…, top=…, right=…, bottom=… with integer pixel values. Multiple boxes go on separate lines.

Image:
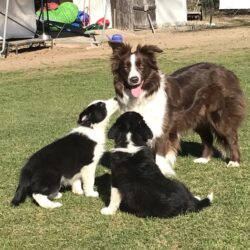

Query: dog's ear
left=141, top=125, right=153, bottom=141
left=136, top=44, right=163, bottom=55
left=136, top=45, right=162, bottom=70
left=108, top=41, right=124, bottom=52
left=109, top=42, right=132, bottom=56
left=78, top=113, right=91, bottom=127
left=138, top=119, right=153, bottom=141
left=108, top=123, right=118, bottom=139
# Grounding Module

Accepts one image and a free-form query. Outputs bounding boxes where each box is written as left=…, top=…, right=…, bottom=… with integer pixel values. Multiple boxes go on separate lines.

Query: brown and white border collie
left=109, top=42, right=246, bottom=176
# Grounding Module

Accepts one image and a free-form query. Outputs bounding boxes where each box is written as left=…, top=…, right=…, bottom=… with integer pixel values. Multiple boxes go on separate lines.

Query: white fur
left=195, top=195, right=201, bottom=200
left=72, top=179, right=84, bottom=195
left=32, top=194, right=62, bottom=209
left=117, top=73, right=177, bottom=175
left=194, top=157, right=211, bottom=164
left=61, top=128, right=104, bottom=197
left=112, top=133, right=145, bottom=154
left=81, top=162, right=99, bottom=197
left=54, top=192, right=62, bottom=199
left=128, top=54, right=141, bottom=84
left=227, top=161, right=240, bottom=167
left=166, top=150, right=177, bottom=167
left=207, top=192, right=214, bottom=202
left=112, top=147, right=143, bottom=154
left=156, top=154, right=176, bottom=176
left=101, top=187, right=122, bottom=215
left=62, top=98, right=118, bottom=198
left=118, top=73, right=167, bottom=139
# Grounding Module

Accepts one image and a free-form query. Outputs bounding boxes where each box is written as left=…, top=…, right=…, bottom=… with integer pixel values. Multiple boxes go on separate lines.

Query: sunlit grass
left=0, top=47, right=249, bottom=249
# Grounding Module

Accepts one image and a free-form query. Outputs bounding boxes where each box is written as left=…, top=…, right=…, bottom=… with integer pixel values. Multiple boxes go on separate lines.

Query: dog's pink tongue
left=131, top=85, right=142, bottom=98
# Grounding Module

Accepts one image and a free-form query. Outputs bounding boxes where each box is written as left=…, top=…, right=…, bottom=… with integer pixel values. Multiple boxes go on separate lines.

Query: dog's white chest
left=119, top=76, right=167, bottom=138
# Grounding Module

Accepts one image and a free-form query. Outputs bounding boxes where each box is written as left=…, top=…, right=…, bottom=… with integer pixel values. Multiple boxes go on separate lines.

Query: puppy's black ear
left=108, top=124, right=118, bottom=139
left=139, top=119, right=153, bottom=141
left=145, top=126, right=153, bottom=140
left=78, top=113, right=91, bottom=127
left=142, top=126, right=153, bottom=141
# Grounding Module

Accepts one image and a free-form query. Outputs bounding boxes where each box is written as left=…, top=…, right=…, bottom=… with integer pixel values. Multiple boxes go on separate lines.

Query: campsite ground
left=0, top=16, right=250, bottom=71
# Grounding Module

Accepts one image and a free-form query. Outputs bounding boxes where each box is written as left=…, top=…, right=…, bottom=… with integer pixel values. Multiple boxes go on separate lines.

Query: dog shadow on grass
left=178, top=140, right=223, bottom=160
left=95, top=173, right=111, bottom=206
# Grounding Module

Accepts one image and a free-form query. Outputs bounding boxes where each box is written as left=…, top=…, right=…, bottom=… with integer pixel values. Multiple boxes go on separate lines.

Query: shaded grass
left=0, top=47, right=249, bottom=249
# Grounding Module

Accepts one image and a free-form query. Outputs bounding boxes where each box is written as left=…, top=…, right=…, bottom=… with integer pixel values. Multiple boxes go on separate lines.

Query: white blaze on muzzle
left=128, top=54, right=143, bottom=98
left=128, top=54, right=141, bottom=85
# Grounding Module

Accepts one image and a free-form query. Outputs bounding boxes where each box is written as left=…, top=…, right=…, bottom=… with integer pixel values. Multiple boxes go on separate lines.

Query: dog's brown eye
left=124, top=62, right=131, bottom=71
left=136, top=62, right=143, bottom=70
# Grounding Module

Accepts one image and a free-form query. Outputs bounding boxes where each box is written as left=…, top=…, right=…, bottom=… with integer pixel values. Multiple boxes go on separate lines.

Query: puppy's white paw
left=33, top=194, right=63, bottom=209
left=85, top=191, right=99, bottom=197
left=72, top=189, right=84, bottom=195
left=100, top=207, right=116, bottom=215
left=54, top=192, right=62, bottom=199
left=193, top=157, right=210, bottom=164
left=207, top=192, right=214, bottom=202
left=194, top=195, right=201, bottom=201
left=227, top=161, right=240, bottom=167
left=50, top=202, right=63, bottom=209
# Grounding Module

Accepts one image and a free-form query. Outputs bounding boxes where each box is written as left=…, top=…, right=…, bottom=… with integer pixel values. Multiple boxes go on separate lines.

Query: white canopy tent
left=155, top=0, right=187, bottom=27
left=0, top=0, right=40, bottom=57
left=0, top=0, right=37, bottom=40
left=219, top=0, right=250, bottom=9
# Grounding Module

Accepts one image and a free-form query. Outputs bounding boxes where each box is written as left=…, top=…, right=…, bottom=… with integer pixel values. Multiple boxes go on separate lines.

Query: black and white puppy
left=101, top=112, right=213, bottom=218
left=11, top=98, right=118, bottom=209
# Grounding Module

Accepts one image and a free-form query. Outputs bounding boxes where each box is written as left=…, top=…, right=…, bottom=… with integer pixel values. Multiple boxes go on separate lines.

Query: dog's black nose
left=130, top=76, right=139, bottom=84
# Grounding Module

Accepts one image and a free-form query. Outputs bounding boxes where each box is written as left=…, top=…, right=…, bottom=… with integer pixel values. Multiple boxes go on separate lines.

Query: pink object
left=131, top=84, right=142, bottom=98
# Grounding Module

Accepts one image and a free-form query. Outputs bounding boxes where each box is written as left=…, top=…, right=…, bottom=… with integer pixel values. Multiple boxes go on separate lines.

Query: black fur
left=106, top=112, right=212, bottom=218
left=11, top=100, right=116, bottom=207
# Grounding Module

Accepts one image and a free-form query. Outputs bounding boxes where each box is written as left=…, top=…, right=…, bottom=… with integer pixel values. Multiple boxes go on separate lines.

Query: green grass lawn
left=0, top=47, right=249, bottom=250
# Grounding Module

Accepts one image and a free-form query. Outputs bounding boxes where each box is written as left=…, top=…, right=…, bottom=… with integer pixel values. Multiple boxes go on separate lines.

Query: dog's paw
left=159, top=165, right=176, bottom=177
left=194, top=195, right=201, bottom=201
left=193, top=157, right=210, bottom=164
left=227, top=161, right=240, bottom=168
left=54, top=192, right=62, bottom=199
left=85, top=191, right=99, bottom=198
left=72, top=188, right=84, bottom=195
left=156, top=155, right=176, bottom=177
left=100, top=207, right=116, bottom=215
left=50, top=202, right=63, bottom=209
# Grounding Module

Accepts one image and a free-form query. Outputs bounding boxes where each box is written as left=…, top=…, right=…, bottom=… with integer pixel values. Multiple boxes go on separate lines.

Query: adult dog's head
left=108, top=111, right=153, bottom=148
left=109, top=42, right=163, bottom=98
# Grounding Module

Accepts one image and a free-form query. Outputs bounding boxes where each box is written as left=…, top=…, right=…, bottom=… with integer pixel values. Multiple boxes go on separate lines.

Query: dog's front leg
left=81, top=163, right=99, bottom=197
left=154, top=133, right=179, bottom=176
left=101, top=186, right=122, bottom=215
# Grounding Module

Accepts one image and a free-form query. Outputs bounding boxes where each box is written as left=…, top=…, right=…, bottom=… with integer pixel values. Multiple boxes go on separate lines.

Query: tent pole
left=0, top=0, right=10, bottom=57
left=100, top=0, right=108, bottom=44
left=39, top=0, right=51, bottom=40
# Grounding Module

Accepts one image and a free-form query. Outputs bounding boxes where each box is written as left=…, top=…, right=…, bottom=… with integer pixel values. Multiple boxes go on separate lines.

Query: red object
left=96, top=17, right=110, bottom=28
left=47, top=3, right=59, bottom=10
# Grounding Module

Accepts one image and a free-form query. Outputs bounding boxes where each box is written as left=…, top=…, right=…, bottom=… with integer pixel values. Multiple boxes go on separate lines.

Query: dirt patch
left=0, top=24, right=249, bottom=72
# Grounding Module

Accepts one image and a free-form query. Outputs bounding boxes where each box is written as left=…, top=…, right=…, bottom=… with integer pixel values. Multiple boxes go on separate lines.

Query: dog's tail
left=11, top=167, right=31, bottom=206
left=195, top=192, right=213, bottom=211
